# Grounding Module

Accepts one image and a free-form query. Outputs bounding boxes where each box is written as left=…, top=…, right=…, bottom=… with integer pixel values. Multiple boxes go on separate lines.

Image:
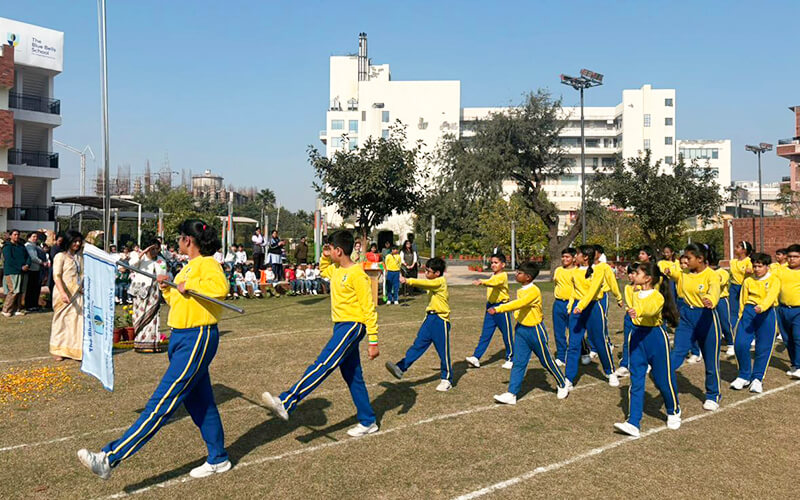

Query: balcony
left=9, top=92, right=61, bottom=115
left=777, top=137, right=800, bottom=160
left=8, top=205, right=55, bottom=222
left=8, top=149, right=59, bottom=168
left=319, top=130, right=327, bottom=144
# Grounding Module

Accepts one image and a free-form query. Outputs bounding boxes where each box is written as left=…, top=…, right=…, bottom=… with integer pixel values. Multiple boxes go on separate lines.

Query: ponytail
left=579, top=245, right=596, bottom=279
left=178, top=219, right=220, bottom=256
left=640, top=261, right=679, bottom=328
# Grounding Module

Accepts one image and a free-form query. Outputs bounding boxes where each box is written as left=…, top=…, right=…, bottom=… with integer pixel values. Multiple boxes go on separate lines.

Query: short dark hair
left=63, top=229, right=83, bottom=250
left=626, top=262, right=640, bottom=274
left=776, top=248, right=788, bottom=255
left=752, top=252, right=772, bottom=266
left=330, top=230, right=354, bottom=255
left=787, top=244, right=800, bottom=254
left=426, top=257, right=446, bottom=275
left=491, top=252, right=506, bottom=263
left=178, top=219, right=220, bottom=256
left=561, top=247, right=576, bottom=257
left=518, top=261, right=540, bottom=280
left=593, top=244, right=605, bottom=255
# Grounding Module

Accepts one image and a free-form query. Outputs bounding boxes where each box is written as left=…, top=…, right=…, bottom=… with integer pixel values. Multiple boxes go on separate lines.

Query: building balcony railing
left=778, top=137, right=800, bottom=145
left=9, top=92, right=61, bottom=115
left=8, top=149, right=59, bottom=168
left=7, top=205, right=55, bottom=222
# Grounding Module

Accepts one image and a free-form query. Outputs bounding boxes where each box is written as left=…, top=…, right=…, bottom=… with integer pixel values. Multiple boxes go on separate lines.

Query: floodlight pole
left=746, top=143, right=773, bottom=251
left=97, top=0, right=111, bottom=251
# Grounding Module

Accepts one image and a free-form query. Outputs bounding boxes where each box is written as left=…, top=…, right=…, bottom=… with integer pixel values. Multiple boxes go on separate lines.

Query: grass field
left=1, top=282, right=798, bottom=499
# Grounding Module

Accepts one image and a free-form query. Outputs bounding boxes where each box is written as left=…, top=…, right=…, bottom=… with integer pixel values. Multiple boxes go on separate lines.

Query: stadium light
left=745, top=143, right=774, bottom=250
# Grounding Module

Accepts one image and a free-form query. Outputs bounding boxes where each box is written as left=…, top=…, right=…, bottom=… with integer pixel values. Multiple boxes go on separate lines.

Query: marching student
left=467, top=253, right=514, bottom=369
left=552, top=248, right=577, bottom=367
left=385, top=257, right=453, bottom=392
left=614, top=263, right=639, bottom=377
left=261, top=231, right=380, bottom=437
left=565, top=245, right=619, bottom=388
left=492, top=261, right=570, bottom=404
left=638, top=246, right=656, bottom=264
left=674, top=254, right=702, bottom=363
left=658, top=244, right=680, bottom=302
left=730, top=252, right=780, bottom=393
left=776, top=244, right=800, bottom=378
left=664, top=243, right=722, bottom=411
left=729, top=240, right=754, bottom=325
left=78, top=220, right=231, bottom=480
left=593, top=245, right=623, bottom=357
left=772, top=248, right=788, bottom=271
left=384, top=245, right=403, bottom=305
left=710, top=254, right=734, bottom=357
left=613, top=262, right=681, bottom=438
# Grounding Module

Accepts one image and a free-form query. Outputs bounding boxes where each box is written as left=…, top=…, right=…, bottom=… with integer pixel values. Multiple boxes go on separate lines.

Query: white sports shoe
left=687, top=354, right=702, bottom=364
left=564, top=380, right=575, bottom=393
left=493, top=392, right=517, bottom=405
left=702, top=399, right=719, bottom=411
left=789, top=368, right=800, bottom=379
left=557, top=385, right=569, bottom=399
left=614, top=366, right=630, bottom=377
left=726, top=345, right=735, bottom=357
left=589, top=351, right=598, bottom=360
left=749, top=379, right=763, bottom=393
left=667, top=411, right=682, bottom=430
left=555, top=359, right=565, bottom=368
left=347, top=422, right=379, bottom=437
left=580, top=354, right=591, bottom=365
left=613, top=422, right=640, bottom=438
left=435, top=379, right=452, bottom=392
left=502, top=360, right=513, bottom=370
left=261, top=391, right=289, bottom=421
left=190, top=460, right=232, bottom=478
left=730, top=377, right=749, bottom=390
left=77, top=449, right=111, bottom=480
left=465, top=356, right=481, bottom=368
left=608, top=373, right=620, bottom=387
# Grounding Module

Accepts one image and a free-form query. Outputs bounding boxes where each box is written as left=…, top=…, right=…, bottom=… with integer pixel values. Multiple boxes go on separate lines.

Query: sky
left=4, top=1, right=799, bottom=211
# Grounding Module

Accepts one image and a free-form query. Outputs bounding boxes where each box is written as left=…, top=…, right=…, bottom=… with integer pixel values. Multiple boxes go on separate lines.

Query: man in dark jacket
left=3, top=229, right=31, bottom=316
left=294, top=236, right=309, bottom=265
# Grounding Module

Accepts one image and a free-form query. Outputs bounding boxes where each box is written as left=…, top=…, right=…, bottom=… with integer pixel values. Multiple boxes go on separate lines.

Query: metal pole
left=98, top=0, right=111, bottom=252
left=580, top=86, right=586, bottom=244
left=113, top=209, right=118, bottom=246
left=758, top=150, right=764, bottom=251
left=430, top=214, right=436, bottom=258
left=79, top=152, right=85, bottom=232
left=137, top=203, right=141, bottom=247
left=510, top=220, right=516, bottom=269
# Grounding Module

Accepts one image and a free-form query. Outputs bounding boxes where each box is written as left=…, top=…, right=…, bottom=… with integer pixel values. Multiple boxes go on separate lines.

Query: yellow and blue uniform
left=715, top=268, right=733, bottom=345
left=625, top=289, right=680, bottom=429
left=728, top=257, right=753, bottom=322
left=658, top=259, right=679, bottom=303
left=566, top=266, right=615, bottom=383
left=103, top=256, right=229, bottom=468
left=671, top=266, right=701, bottom=357
left=595, top=261, right=622, bottom=352
left=619, top=284, right=637, bottom=369
left=495, top=283, right=566, bottom=395
left=473, top=272, right=514, bottom=362
left=384, top=252, right=403, bottom=303
left=669, top=266, right=723, bottom=404
left=776, top=266, right=800, bottom=370
left=552, top=266, right=575, bottom=363
left=394, top=276, right=453, bottom=381
left=734, top=273, right=780, bottom=382
left=278, top=255, right=378, bottom=426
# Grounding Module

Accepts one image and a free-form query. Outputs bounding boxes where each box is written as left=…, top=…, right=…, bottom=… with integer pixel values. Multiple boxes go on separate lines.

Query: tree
left=777, top=183, right=800, bottom=217
left=134, top=184, right=220, bottom=243
left=585, top=209, right=645, bottom=261
left=309, top=123, right=428, bottom=241
left=592, top=152, right=723, bottom=248
left=433, top=90, right=582, bottom=269
left=477, top=194, right=548, bottom=261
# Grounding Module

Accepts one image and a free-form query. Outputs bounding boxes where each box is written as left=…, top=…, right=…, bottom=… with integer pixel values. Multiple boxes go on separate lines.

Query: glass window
left=381, top=111, right=390, bottom=123
left=644, top=139, right=651, bottom=150
left=592, top=157, right=599, bottom=168
left=665, top=98, right=673, bottom=107
left=381, top=129, right=389, bottom=139
left=665, top=156, right=673, bottom=164
left=348, top=120, right=358, bottom=133
left=665, top=136, right=673, bottom=145
left=644, top=114, right=651, bottom=127
left=602, top=157, right=615, bottom=167
left=331, top=137, right=342, bottom=148
left=665, top=117, right=673, bottom=126
left=586, top=139, right=600, bottom=148
left=348, top=137, right=358, bottom=151
left=331, top=120, right=344, bottom=130
left=712, top=149, right=719, bottom=159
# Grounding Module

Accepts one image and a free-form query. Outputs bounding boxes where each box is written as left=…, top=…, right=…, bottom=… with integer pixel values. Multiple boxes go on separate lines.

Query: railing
left=8, top=92, right=61, bottom=115
left=7, top=205, right=56, bottom=221
left=8, top=149, right=59, bottom=168
left=778, top=137, right=800, bottom=145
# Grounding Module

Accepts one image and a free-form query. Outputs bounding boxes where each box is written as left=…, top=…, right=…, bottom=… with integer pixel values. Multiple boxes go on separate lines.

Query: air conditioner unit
left=372, top=103, right=385, bottom=108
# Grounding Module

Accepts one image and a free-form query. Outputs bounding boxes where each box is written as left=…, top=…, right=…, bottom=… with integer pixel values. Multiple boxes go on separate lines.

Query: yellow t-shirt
left=630, top=289, right=664, bottom=327
left=740, top=273, right=780, bottom=316
left=572, top=266, right=606, bottom=311
left=775, top=266, right=800, bottom=306
left=406, top=276, right=449, bottom=321
left=162, top=256, right=229, bottom=329
left=657, top=259, right=678, bottom=276
left=320, top=255, right=379, bottom=344
left=480, top=272, right=510, bottom=303
left=553, top=266, right=575, bottom=301
left=729, top=257, right=753, bottom=285
left=716, top=268, right=730, bottom=299
left=671, top=266, right=720, bottom=308
left=595, top=262, right=622, bottom=303
left=384, top=253, right=402, bottom=272
left=495, top=283, right=543, bottom=326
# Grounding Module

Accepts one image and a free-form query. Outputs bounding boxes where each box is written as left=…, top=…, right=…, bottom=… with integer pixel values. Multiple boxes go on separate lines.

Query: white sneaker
left=493, top=392, right=517, bottom=405
left=14, top=311, right=25, bottom=316
left=261, top=391, right=289, bottom=421
left=608, top=373, right=620, bottom=387
left=614, top=366, right=630, bottom=377
left=789, top=368, right=800, bottom=379
left=580, top=354, right=591, bottom=365
left=555, top=359, right=565, bottom=368
left=687, top=354, right=702, bottom=364
left=565, top=380, right=574, bottom=393
left=730, top=377, right=749, bottom=390
left=190, top=460, right=232, bottom=478
left=465, top=356, right=481, bottom=368
left=77, top=449, right=111, bottom=480
left=557, top=385, right=569, bottom=399
left=667, top=411, right=682, bottom=430
left=726, top=345, right=735, bottom=357
left=347, top=422, right=379, bottom=437
left=1, top=312, right=10, bottom=317
left=613, top=422, right=640, bottom=438
left=502, top=360, right=513, bottom=370
left=702, top=400, right=719, bottom=411
left=749, top=379, right=763, bottom=393
left=435, top=379, right=452, bottom=392
left=646, top=365, right=652, bottom=374
left=589, top=351, right=598, bottom=360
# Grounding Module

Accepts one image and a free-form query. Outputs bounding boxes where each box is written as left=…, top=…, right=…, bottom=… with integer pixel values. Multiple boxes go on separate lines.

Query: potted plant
left=114, top=305, right=134, bottom=343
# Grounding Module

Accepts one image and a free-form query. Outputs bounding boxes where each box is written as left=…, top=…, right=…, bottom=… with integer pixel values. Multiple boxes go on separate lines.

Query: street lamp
left=745, top=142, right=773, bottom=250
left=561, top=69, right=603, bottom=244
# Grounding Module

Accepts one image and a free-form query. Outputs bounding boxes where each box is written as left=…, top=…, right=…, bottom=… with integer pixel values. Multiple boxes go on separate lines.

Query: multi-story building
left=778, top=106, right=800, bottom=191
left=191, top=169, right=249, bottom=206
left=0, top=17, right=63, bottom=232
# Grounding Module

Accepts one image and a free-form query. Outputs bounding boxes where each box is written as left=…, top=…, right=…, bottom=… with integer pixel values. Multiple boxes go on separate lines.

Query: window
left=643, top=139, right=651, bottom=150
left=586, top=139, right=600, bottom=148
left=712, top=149, right=719, bottom=159
left=592, top=157, right=599, bottom=168
left=665, top=136, right=673, bottom=145
left=331, top=136, right=343, bottom=148
left=665, top=117, right=673, bottom=126
left=331, top=120, right=344, bottom=130
left=602, top=157, right=616, bottom=167
left=381, top=111, right=390, bottom=123
left=348, top=120, right=358, bottom=133
left=348, top=137, right=358, bottom=151
left=644, top=114, right=651, bottom=127
left=381, top=129, right=389, bottom=139
left=665, top=156, right=674, bottom=164
left=665, top=98, right=673, bottom=107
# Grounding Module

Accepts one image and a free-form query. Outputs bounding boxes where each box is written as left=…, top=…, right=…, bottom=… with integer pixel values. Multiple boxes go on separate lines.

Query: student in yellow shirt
left=384, top=245, right=403, bottom=305
left=772, top=248, right=788, bottom=271
left=710, top=253, right=734, bottom=357
left=615, top=263, right=639, bottom=377
left=385, top=257, right=453, bottom=392
left=730, top=253, right=780, bottom=393
left=729, top=240, right=754, bottom=325
left=613, top=261, right=681, bottom=438
left=658, top=244, right=679, bottom=304
left=593, top=245, right=623, bottom=361
left=491, top=262, right=570, bottom=404
left=79, top=219, right=231, bottom=480
left=552, top=248, right=577, bottom=366
left=776, top=244, right=800, bottom=378
left=262, top=230, right=380, bottom=437
left=467, top=253, right=514, bottom=369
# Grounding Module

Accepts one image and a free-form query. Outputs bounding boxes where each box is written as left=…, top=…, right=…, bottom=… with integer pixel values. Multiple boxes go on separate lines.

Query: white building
left=678, top=139, right=732, bottom=191
left=0, top=17, right=63, bottom=232
left=732, top=180, right=782, bottom=215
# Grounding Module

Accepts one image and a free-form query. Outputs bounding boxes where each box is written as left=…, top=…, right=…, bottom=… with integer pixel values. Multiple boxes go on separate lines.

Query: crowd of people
left=1, top=229, right=60, bottom=316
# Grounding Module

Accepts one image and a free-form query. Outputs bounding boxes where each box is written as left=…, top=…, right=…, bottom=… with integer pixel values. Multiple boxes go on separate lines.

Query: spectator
left=235, top=244, right=248, bottom=266
left=381, top=240, right=392, bottom=258
left=224, top=245, right=237, bottom=268
left=295, top=236, right=309, bottom=265
left=285, top=264, right=298, bottom=294
left=366, top=243, right=381, bottom=263
left=252, top=227, right=266, bottom=273
left=245, top=265, right=261, bottom=298
left=233, top=264, right=248, bottom=298
left=24, top=232, right=47, bottom=312
left=115, top=247, right=132, bottom=304
left=305, top=263, right=318, bottom=295
left=266, top=266, right=276, bottom=284
left=267, top=229, right=285, bottom=280
left=295, top=265, right=306, bottom=294
left=129, top=241, right=168, bottom=352
left=401, top=239, right=419, bottom=296
left=351, top=240, right=366, bottom=263
left=47, top=232, right=65, bottom=309
left=213, top=247, right=224, bottom=265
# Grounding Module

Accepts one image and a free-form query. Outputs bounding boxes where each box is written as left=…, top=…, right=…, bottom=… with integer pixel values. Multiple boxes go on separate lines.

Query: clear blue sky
left=5, top=1, right=798, bottom=210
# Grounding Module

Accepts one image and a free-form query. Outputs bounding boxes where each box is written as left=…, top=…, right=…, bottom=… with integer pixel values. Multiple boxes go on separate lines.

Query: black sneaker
left=385, top=361, right=404, bottom=380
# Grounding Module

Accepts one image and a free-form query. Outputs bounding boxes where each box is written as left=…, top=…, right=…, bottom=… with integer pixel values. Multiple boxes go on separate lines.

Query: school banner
left=81, top=244, right=116, bottom=391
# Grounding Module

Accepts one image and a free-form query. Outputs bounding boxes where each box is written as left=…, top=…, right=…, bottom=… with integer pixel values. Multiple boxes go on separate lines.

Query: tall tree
left=477, top=193, right=548, bottom=261
left=592, top=152, right=723, bottom=248
left=256, top=188, right=276, bottom=210
left=309, top=124, right=428, bottom=241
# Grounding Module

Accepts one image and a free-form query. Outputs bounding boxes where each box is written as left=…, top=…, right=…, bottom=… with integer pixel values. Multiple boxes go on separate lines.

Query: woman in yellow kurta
left=49, top=230, right=84, bottom=361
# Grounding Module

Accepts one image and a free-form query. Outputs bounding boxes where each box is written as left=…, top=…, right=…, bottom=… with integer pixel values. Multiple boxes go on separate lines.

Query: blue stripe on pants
left=627, top=325, right=680, bottom=428
left=670, top=306, right=721, bottom=403
left=396, top=314, right=452, bottom=381
left=472, top=302, right=514, bottom=361
left=734, top=305, right=777, bottom=381
left=386, top=271, right=400, bottom=303
left=280, top=322, right=375, bottom=426
left=778, top=306, right=800, bottom=369
left=103, top=325, right=227, bottom=467
left=552, top=299, right=570, bottom=362
left=716, top=297, right=733, bottom=344
left=566, top=301, right=615, bottom=382
left=620, top=314, right=634, bottom=368
left=508, top=323, right=565, bottom=395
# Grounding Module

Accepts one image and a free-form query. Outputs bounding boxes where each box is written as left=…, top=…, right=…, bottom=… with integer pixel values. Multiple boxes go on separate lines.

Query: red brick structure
left=779, top=106, right=800, bottom=191
left=0, top=44, right=15, bottom=210
left=722, top=217, right=800, bottom=263
left=0, top=44, right=13, bottom=88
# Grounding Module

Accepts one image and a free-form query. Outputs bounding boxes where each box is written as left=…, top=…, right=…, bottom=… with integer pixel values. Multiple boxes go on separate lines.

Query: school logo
left=698, top=284, right=705, bottom=291
left=6, top=33, right=18, bottom=47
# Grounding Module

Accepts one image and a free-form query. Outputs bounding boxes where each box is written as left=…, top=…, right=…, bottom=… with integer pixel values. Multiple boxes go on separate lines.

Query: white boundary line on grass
left=451, top=380, right=800, bottom=500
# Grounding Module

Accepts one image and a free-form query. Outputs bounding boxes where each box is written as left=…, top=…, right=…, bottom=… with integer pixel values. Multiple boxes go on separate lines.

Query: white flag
left=81, top=244, right=116, bottom=391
